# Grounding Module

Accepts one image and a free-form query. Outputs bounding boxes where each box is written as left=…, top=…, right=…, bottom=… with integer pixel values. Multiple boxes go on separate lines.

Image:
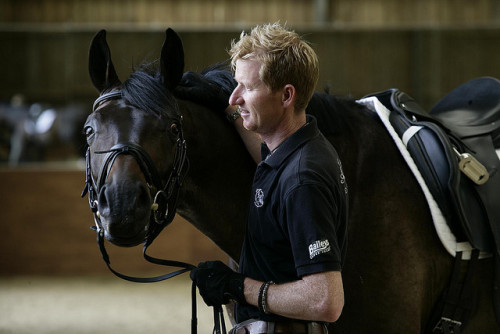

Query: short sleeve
left=282, top=182, right=345, bottom=277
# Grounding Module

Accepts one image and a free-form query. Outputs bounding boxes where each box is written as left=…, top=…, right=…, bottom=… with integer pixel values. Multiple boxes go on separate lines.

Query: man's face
left=229, top=59, right=284, bottom=137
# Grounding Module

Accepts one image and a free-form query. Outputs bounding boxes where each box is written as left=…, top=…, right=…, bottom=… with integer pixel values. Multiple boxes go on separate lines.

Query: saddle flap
left=371, top=88, right=497, bottom=253
left=388, top=109, right=468, bottom=242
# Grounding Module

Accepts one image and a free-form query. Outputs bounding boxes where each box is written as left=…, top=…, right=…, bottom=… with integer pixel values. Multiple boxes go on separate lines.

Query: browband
left=92, top=90, right=123, bottom=111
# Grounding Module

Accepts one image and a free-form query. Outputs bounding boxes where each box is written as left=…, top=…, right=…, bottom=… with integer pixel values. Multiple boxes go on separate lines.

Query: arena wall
left=0, top=168, right=228, bottom=276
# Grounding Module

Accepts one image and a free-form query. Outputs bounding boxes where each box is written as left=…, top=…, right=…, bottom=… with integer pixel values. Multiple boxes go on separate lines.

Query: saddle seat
left=430, top=77, right=500, bottom=145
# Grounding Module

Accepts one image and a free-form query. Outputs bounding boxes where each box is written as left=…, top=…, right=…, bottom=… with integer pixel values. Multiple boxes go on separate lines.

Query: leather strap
left=92, top=90, right=122, bottom=111
left=429, top=250, right=479, bottom=333
left=92, top=227, right=199, bottom=333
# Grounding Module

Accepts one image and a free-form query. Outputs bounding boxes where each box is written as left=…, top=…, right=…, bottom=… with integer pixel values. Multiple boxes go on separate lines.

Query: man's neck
left=260, top=112, right=307, bottom=152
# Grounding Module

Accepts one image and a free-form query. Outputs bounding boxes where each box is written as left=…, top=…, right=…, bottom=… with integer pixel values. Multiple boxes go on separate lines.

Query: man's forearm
left=243, top=271, right=344, bottom=323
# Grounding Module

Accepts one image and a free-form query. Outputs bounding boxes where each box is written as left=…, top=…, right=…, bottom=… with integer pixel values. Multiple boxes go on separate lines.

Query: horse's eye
left=170, top=123, right=179, bottom=136
left=84, top=126, right=94, bottom=138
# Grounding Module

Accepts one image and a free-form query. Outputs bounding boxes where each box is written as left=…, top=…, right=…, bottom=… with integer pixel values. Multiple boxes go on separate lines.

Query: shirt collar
left=259, top=115, right=319, bottom=168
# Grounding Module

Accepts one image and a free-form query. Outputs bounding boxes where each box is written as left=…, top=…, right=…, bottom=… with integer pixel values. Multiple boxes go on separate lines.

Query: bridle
left=82, top=89, right=190, bottom=270
left=81, top=90, right=227, bottom=334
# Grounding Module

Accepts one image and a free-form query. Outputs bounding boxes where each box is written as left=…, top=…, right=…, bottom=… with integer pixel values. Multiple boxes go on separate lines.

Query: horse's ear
left=88, top=30, right=121, bottom=92
left=160, top=28, right=185, bottom=91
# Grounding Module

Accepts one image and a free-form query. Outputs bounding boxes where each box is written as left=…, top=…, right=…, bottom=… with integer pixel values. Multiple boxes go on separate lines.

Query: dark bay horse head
left=84, top=29, right=187, bottom=247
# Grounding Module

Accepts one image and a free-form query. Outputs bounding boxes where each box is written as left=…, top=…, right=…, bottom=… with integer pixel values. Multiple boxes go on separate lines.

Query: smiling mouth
left=239, top=109, right=250, bottom=118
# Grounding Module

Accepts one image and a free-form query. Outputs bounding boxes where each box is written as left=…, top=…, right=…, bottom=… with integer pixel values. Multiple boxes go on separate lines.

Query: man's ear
left=282, top=84, right=296, bottom=107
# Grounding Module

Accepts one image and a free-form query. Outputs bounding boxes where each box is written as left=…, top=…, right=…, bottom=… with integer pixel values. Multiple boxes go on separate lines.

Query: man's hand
left=190, top=260, right=246, bottom=306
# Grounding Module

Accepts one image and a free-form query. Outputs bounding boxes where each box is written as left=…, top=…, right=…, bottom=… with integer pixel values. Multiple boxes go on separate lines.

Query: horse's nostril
left=98, top=185, right=109, bottom=212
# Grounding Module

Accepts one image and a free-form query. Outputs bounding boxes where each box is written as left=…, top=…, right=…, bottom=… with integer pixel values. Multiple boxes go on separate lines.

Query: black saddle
left=367, top=78, right=500, bottom=256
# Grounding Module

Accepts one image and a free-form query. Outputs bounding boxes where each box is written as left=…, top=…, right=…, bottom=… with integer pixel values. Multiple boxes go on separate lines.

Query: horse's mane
left=198, top=63, right=371, bottom=134
left=307, top=92, right=370, bottom=136
left=121, top=61, right=181, bottom=121
left=176, top=62, right=372, bottom=136
left=200, top=63, right=237, bottom=96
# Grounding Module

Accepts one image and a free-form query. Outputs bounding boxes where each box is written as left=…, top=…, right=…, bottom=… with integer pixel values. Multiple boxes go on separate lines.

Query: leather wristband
left=258, top=281, right=274, bottom=314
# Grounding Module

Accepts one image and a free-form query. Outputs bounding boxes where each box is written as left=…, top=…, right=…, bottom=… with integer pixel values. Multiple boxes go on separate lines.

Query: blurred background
left=1, top=1, right=500, bottom=333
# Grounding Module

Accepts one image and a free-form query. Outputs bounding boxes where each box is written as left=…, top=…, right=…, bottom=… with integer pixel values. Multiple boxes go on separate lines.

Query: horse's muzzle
left=97, top=177, right=152, bottom=247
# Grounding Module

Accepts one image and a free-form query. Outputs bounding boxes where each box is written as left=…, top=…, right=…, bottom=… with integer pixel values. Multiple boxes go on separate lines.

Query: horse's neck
left=176, top=101, right=255, bottom=260
left=328, top=99, right=431, bottom=239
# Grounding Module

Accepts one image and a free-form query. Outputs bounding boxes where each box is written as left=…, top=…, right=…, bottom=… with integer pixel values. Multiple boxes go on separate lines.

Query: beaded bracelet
left=258, top=281, right=274, bottom=314
left=226, top=107, right=241, bottom=122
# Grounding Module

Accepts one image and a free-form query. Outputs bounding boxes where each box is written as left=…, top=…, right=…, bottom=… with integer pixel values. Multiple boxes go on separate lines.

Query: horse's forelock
left=121, top=63, right=181, bottom=121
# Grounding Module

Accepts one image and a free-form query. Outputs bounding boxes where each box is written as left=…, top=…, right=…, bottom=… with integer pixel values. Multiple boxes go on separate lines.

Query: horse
left=84, top=28, right=499, bottom=333
left=0, top=97, right=88, bottom=165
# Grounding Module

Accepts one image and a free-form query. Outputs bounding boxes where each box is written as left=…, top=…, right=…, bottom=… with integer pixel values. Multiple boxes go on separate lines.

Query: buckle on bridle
left=152, top=190, right=169, bottom=224
left=433, top=317, right=462, bottom=333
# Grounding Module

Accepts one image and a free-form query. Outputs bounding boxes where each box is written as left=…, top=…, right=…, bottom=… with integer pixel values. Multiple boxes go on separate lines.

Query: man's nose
left=229, top=87, right=242, bottom=106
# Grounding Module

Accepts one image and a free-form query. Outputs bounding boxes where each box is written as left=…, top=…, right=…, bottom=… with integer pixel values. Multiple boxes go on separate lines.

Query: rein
left=82, top=90, right=228, bottom=334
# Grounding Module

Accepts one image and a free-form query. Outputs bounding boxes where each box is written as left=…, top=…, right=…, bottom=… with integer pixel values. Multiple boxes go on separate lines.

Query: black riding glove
left=174, top=70, right=234, bottom=112
left=190, top=260, right=246, bottom=306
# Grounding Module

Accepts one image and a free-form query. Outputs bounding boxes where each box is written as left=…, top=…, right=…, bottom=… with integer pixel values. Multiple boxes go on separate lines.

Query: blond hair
left=229, top=23, right=319, bottom=111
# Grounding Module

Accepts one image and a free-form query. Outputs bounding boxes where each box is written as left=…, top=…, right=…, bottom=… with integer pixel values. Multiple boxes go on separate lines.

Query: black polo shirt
left=236, top=115, right=348, bottom=323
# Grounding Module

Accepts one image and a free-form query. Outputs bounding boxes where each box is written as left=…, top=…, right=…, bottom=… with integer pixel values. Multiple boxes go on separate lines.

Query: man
left=178, top=23, right=348, bottom=334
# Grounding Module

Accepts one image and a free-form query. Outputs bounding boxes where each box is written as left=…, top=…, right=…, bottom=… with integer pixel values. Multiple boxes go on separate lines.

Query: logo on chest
left=254, top=188, right=265, bottom=208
